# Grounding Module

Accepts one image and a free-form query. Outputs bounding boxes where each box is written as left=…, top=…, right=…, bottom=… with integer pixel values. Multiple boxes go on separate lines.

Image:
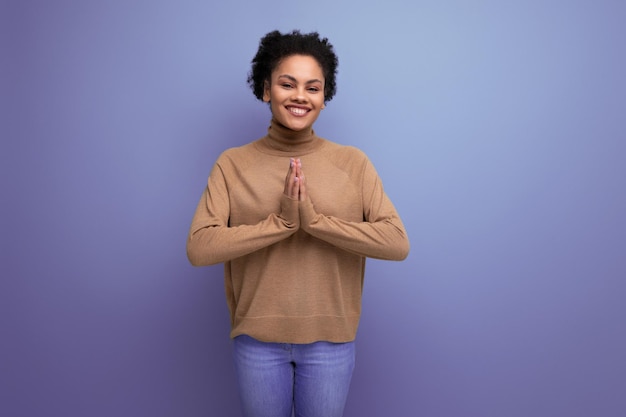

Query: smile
left=287, top=106, right=308, bottom=116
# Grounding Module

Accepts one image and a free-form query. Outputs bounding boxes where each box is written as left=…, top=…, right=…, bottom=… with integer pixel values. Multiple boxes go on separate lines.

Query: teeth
left=288, top=107, right=307, bottom=115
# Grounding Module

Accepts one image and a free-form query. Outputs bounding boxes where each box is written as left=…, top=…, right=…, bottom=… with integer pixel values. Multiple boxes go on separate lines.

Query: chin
left=280, top=118, right=310, bottom=131
left=289, top=123, right=309, bottom=131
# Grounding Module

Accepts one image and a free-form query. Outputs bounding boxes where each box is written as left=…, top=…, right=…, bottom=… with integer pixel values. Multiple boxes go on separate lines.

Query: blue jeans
left=232, top=335, right=356, bottom=417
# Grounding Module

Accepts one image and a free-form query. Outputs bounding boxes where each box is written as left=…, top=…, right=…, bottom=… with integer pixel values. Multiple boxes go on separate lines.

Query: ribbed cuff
left=299, top=197, right=317, bottom=232
left=279, top=195, right=300, bottom=228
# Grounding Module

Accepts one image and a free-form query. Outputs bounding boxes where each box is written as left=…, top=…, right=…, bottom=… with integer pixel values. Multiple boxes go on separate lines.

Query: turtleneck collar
left=255, top=118, right=324, bottom=156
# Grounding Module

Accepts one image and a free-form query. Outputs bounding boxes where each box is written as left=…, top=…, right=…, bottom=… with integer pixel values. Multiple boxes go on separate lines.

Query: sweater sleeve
left=186, top=161, right=299, bottom=266
left=299, top=157, right=410, bottom=261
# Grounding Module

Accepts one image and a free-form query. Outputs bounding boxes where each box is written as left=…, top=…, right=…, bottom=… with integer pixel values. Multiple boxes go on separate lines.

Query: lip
left=286, top=105, right=310, bottom=117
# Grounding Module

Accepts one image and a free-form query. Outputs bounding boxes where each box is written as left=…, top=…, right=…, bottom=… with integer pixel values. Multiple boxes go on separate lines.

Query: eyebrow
left=277, top=74, right=323, bottom=84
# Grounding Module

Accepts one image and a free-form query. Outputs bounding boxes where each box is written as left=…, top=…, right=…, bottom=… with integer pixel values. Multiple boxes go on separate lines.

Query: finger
left=291, top=158, right=306, bottom=201
left=299, top=175, right=307, bottom=201
left=284, top=158, right=298, bottom=199
left=295, top=158, right=302, bottom=178
left=283, top=158, right=291, bottom=184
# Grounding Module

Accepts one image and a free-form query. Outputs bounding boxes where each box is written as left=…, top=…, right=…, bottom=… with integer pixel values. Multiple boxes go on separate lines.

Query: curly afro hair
left=247, top=30, right=339, bottom=103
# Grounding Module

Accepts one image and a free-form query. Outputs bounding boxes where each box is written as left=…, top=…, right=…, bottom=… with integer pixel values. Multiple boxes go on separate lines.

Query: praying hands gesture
left=283, top=158, right=307, bottom=201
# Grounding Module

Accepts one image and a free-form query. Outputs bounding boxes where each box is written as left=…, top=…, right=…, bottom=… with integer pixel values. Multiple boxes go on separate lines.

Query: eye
left=281, top=83, right=293, bottom=89
left=307, top=87, right=320, bottom=93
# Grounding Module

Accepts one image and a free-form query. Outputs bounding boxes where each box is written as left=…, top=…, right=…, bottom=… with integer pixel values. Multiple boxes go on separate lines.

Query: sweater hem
left=230, top=314, right=361, bottom=344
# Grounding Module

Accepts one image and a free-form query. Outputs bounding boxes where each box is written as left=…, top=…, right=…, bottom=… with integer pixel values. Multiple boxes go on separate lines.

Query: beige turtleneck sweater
left=187, top=120, right=409, bottom=344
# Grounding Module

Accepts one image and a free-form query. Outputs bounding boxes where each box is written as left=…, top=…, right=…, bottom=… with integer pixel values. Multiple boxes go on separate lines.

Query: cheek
left=266, top=86, right=283, bottom=103
left=269, top=101, right=283, bottom=117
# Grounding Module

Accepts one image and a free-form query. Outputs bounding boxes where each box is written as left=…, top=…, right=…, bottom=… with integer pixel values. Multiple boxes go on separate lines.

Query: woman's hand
left=283, top=158, right=307, bottom=201
left=283, top=158, right=299, bottom=200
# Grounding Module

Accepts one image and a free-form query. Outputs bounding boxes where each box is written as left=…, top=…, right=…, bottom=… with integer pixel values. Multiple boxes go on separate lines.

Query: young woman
left=187, top=30, right=409, bottom=417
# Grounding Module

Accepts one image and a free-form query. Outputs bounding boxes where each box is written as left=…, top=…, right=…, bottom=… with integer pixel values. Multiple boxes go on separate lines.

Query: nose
left=291, top=86, right=308, bottom=102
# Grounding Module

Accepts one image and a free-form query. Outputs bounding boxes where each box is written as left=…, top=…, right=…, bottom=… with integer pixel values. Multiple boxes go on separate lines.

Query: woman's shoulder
left=215, top=141, right=259, bottom=163
left=315, top=138, right=374, bottom=175
left=319, top=138, right=370, bottom=162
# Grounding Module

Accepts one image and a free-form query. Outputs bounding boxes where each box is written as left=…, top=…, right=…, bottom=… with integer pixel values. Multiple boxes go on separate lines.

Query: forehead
left=273, top=55, right=324, bottom=81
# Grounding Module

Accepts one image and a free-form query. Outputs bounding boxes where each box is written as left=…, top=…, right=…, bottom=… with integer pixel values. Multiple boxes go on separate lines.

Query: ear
left=262, top=80, right=271, bottom=102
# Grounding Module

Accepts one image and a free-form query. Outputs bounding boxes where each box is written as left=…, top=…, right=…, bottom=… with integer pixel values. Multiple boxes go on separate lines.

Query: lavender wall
left=3, top=1, right=625, bottom=416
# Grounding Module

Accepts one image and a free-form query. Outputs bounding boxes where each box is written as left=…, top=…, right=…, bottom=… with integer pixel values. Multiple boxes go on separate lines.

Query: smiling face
left=263, top=54, right=325, bottom=132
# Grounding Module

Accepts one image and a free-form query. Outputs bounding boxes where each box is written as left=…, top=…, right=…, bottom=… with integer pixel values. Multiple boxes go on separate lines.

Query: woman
left=187, top=30, right=409, bottom=417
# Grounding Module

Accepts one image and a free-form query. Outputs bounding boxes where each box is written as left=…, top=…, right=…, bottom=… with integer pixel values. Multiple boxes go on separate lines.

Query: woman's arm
left=186, top=161, right=300, bottom=266
left=297, top=158, right=410, bottom=261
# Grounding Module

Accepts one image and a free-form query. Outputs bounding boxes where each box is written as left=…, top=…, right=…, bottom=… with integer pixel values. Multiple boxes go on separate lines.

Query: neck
left=261, top=118, right=321, bottom=154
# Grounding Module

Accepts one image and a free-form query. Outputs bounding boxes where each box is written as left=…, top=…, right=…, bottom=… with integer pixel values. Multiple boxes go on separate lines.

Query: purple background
left=2, top=1, right=625, bottom=416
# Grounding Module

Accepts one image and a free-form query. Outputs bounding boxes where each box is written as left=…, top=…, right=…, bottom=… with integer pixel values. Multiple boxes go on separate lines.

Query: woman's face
left=263, top=54, right=325, bottom=132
